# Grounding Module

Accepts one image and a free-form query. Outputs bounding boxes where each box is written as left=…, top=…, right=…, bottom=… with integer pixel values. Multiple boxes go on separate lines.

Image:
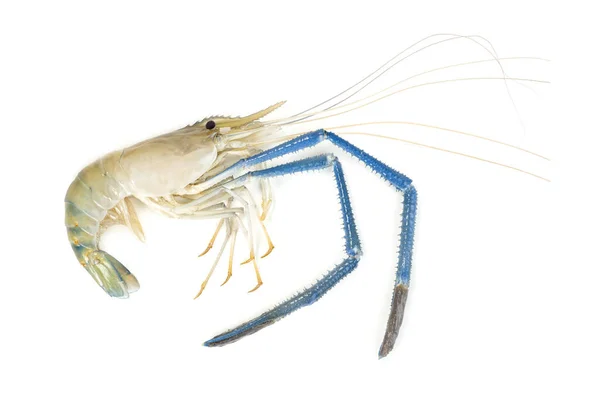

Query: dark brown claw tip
left=204, top=319, right=277, bottom=347
left=378, top=284, right=409, bottom=359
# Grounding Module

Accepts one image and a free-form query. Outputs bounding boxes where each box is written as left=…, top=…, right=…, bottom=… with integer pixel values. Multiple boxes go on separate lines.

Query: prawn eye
left=205, top=120, right=216, bottom=130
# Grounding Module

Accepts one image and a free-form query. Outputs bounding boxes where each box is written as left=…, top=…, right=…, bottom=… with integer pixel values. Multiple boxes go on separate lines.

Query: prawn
left=64, top=34, right=548, bottom=358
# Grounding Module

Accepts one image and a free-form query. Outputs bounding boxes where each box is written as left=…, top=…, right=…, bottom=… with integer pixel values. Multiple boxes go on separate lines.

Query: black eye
left=205, top=120, right=216, bottom=130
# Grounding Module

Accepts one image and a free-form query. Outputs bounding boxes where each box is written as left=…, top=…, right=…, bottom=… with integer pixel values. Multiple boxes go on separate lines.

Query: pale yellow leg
left=247, top=256, right=263, bottom=293
left=194, top=226, right=232, bottom=299
left=240, top=230, right=273, bottom=263
left=239, top=217, right=273, bottom=264
left=259, top=218, right=275, bottom=259
left=260, top=200, right=271, bottom=221
left=221, top=222, right=238, bottom=286
left=239, top=247, right=263, bottom=292
left=220, top=187, right=267, bottom=292
left=259, top=179, right=272, bottom=221
left=237, top=185, right=275, bottom=260
left=198, top=218, right=225, bottom=257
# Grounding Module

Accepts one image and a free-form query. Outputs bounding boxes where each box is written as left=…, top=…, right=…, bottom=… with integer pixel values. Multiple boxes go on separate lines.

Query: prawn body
left=65, top=103, right=282, bottom=298
left=65, top=110, right=415, bottom=357
left=65, top=34, right=547, bottom=357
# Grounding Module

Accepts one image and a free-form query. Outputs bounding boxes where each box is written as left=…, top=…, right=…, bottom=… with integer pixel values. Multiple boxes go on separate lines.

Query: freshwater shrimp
left=64, top=34, right=548, bottom=358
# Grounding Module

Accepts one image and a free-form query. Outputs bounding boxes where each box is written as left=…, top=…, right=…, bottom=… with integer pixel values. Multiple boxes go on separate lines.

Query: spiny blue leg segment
left=378, top=186, right=418, bottom=358
left=204, top=154, right=361, bottom=347
left=206, top=130, right=418, bottom=357
left=398, top=186, right=417, bottom=286
left=250, top=155, right=360, bottom=256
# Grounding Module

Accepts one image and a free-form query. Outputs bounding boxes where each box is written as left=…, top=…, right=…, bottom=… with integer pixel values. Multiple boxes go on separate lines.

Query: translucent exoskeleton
left=64, top=34, right=549, bottom=358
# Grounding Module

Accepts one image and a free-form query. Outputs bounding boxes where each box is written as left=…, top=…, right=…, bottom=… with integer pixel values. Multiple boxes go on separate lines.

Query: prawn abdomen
left=64, top=157, right=139, bottom=298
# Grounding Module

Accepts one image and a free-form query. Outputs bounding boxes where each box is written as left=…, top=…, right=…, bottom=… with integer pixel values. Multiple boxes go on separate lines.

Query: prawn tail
left=64, top=159, right=139, bottom=298
left=85, top=250, right=140, bottom=298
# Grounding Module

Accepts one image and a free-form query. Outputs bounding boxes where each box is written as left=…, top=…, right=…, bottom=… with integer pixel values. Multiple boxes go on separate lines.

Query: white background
left=1, top=1, right=598, bottom=400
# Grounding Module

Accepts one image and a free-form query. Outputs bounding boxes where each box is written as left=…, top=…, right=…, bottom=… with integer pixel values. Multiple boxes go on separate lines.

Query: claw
left=261, top=244, right=274, bottom=259
left=247, top=258, right=263, bottom=293
left=198, top=218, right=225, bottom=257
left=258, top=215, right=275, bottom=259
left=221, top=272, right=232, bottom=286
left=248, top=280, right=263, bottom=293
left=197, top=246, right=213, bottom=258
left=193, top=283, right=208, bottom=299
left=378, top=284, right=409, bottom=358
left=241, top=255, right=254, bottom=265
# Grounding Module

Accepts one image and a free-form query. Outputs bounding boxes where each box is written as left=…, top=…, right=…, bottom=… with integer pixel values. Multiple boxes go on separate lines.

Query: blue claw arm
left=205, top=131, right=418, bottom=358
left=205, top=154, right=362, bottom=346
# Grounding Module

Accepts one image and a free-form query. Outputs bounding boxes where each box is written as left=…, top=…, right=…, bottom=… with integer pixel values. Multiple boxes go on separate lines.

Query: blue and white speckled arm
left=204, top=153, right=361, bottom=347
left=204, top=130, right=417, bottom=358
